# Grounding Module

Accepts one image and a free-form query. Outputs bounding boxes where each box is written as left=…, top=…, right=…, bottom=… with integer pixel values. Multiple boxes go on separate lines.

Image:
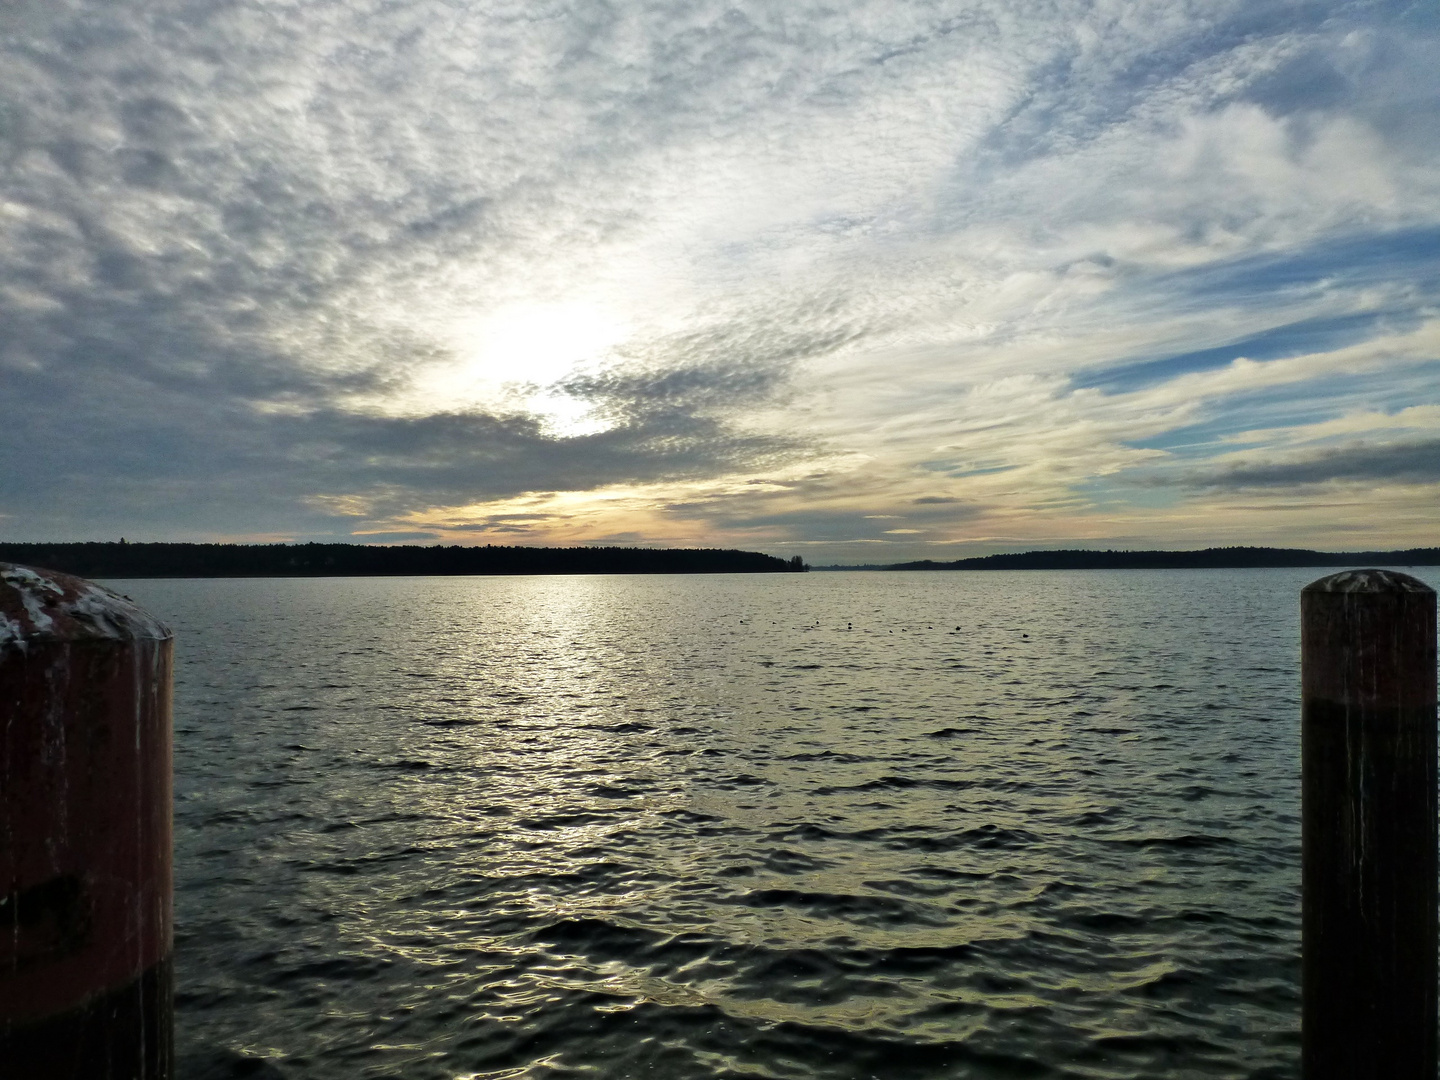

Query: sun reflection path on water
left=134, top=567, right=1385, bottom=1078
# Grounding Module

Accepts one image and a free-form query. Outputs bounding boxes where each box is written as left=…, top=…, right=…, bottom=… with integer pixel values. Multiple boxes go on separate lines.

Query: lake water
left=109, top=567, right=1439, bottom=1080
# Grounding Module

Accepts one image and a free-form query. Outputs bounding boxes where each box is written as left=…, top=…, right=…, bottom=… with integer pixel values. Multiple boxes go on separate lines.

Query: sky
left=2, top=0, right=1438, bottom=562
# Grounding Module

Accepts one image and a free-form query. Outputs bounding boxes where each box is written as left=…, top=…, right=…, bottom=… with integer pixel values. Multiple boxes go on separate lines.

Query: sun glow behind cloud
left=411, top=301, right=632, bottom=435
left=0, top=1, right=1438, bottom=556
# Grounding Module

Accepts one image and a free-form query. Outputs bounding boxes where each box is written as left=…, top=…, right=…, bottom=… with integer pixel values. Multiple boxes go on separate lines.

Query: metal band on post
left=1301, top=568, right=1437, bottom=1080
left=0, top=564, right=174, bottom=1079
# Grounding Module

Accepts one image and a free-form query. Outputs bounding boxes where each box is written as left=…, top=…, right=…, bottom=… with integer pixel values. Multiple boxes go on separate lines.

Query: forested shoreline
left=885, top=546, right=1440, bottom=571
left=0, top=542, right=806, bottom=578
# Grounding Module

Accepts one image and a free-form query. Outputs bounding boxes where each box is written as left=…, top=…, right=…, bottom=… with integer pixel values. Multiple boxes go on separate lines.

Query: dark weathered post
left=1302, top=569, right=1437, bottom=1080
left=0, top=564, right=174, bottom=1078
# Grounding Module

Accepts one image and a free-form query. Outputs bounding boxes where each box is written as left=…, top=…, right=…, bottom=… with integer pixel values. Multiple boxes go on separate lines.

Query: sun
left=413, top=300, right=631, bottom=435
left=457, top=301, right=630, bottom=386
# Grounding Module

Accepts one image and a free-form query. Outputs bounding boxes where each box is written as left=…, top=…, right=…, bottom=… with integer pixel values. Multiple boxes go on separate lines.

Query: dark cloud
left=559, top=303, right=865, bottom=420
left=1243, top=48, right=1355, bottom=115
left=0, top=379, right=804, bottom=536
left=1173, top=439, right=1440, bottom=489
left=562, top=357, right=791, bottom=420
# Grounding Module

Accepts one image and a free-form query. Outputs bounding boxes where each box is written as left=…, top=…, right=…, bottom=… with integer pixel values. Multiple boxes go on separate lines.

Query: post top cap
left=1302, top=568, right=1436, bottom=596
left=0, top=562, right=171, bottom=648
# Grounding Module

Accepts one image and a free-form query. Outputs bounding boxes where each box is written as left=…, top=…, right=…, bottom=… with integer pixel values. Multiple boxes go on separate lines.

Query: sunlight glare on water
left=107, top=567, right=1438, bottom=1079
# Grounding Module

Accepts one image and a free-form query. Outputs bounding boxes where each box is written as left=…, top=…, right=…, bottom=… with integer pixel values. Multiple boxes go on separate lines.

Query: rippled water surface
left=111, top=568, right=1438, bottom=1079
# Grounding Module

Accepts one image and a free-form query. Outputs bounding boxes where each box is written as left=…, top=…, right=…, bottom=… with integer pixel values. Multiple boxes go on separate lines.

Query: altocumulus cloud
left=1, top=0, right=1438, bottom=556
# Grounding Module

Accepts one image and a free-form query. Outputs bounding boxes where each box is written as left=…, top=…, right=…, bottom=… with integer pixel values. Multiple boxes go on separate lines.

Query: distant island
left=0, top=542, right=808, bottom=578
left=822, top=546, right=1440, bottom=571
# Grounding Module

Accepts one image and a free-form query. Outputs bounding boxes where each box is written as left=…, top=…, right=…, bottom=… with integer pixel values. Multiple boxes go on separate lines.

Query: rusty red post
left=1, top=563, right=174, bottom=1078
left=1302, top=569, right=1437, bottom=1080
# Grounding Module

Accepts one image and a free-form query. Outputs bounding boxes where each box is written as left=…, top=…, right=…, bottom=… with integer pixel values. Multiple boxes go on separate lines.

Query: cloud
left=1074, top=307, right=1428, bottom=395
left=349, top=530, right=440, bottom=542
left=1172, top=438, right=1440, bottom=489
left=1, top=0, right=1438, bottom=555
left=0, top=388, right=803, bottom=534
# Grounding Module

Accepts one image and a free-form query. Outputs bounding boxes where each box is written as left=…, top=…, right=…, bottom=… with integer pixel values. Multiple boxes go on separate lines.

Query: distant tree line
left=888, top=546, right=1440, bottom=571
left=0, top=542, right=807, bottom=578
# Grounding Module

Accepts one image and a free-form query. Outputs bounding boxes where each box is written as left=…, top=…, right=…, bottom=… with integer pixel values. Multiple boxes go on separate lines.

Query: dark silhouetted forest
left=887, top=546, right=1440, bottom=571
left=0, top=542, right=806, bottom=578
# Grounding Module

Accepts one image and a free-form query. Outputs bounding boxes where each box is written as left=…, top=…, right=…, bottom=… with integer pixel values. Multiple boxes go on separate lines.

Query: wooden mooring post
left=1302, top=569, right=1437, bottom=1079
left=1, top=564, right=174, bottom=1079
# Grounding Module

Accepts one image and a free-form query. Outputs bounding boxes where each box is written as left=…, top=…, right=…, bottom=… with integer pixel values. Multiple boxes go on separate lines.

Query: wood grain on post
left=1302, top=569, right=1437, bottom=1080
left=0, top=564, right=174, bottom=1079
